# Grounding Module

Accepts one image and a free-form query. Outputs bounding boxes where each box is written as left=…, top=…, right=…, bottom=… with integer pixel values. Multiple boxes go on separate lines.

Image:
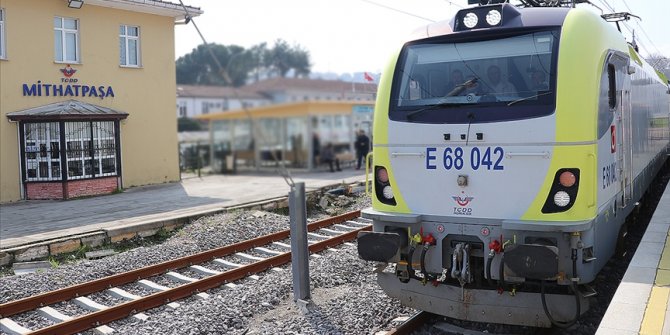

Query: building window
left=22, top=121, right=118, bottom=181
left=24, top=123, right=61, bottom=181
left=178, top=101, right=187, bottom=117
left=201, top=101, right=210, bottom=114
left=0, top=9, right=6, bottom=59
left=119, top=25, right=140, bottom=67
left=54, top=16, right=79, bottom=63
left=65, top=121, right=117, bottom=179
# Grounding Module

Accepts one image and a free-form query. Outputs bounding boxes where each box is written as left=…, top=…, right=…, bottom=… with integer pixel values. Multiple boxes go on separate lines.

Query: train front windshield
left=390, top=29, right=560, bottom=124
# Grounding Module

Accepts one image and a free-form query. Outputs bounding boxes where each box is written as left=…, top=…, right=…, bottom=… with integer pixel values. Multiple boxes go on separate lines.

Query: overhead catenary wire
left=594, top=0, right=663, bottom=63
left=444, top=0, right=465, bottom=9
left=618, top=0, right=663, bottom=59
left=359, top=0, right=436, bottom=22
left=177, top=0, right=295, bottom=187
left=598, top=0, right=661, bottom=59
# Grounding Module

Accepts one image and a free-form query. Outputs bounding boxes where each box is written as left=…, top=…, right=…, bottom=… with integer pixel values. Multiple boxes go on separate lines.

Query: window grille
left=22, top=121, right=118, bottom=181
left=24, top=122, right=61, bottom=181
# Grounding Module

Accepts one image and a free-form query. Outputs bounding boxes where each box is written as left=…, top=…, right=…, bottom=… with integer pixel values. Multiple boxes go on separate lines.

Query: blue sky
left=174, top=0, right=670, bottom=74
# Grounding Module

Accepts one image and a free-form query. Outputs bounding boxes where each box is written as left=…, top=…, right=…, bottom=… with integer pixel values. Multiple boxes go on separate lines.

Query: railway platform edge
left=597, top=182, right=670, bottom=335
left=0, top=171, right=367, bottom=267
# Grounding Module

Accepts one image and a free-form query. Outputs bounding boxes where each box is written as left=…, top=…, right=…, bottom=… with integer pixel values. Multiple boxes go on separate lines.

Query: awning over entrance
left=6, top=100, right=129, bottom=121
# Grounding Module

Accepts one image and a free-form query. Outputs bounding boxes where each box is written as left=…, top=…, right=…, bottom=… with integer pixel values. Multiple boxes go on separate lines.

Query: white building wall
left=178, top=96, right=270, bottom=118
left=176, top=83, right=375, bottom=118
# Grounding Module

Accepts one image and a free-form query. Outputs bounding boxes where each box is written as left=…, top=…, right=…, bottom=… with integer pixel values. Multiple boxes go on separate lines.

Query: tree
left=249, top=42, right=269, bottom=83
left=176, top=40, right=312, bottom=86
left=176, top=44, right=253, bottom=86
left=264, top=39, right=311, bottom=78
left=646, top=53, right=670, bottom=71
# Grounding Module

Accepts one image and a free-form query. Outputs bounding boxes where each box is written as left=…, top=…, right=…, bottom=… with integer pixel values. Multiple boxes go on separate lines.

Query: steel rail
left=26, top=222, right=371, bottom=335
left=386, top=311, right=433, bottom=335
left=0, top=210, right=360, bottom=318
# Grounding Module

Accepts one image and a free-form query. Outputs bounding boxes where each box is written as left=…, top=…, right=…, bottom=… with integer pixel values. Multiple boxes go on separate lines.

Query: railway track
left=385, top=311, right=433, bottom=335
left=0, top=210, right=369, bottom=335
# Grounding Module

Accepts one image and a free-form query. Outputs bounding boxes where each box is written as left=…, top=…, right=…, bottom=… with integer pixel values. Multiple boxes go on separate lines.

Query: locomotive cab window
left=390, top=29, right=560, bottom=124
left=607, top=64, right=616, bottom=109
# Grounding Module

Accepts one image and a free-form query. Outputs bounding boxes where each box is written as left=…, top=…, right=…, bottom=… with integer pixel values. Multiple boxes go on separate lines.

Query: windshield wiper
left=446, top=78, right=479, bottom=97
left=507, top=91, right=553, bottom=106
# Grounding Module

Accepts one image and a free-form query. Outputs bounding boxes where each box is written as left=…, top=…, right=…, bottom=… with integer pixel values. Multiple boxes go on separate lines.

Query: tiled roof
left=245, top=77, right=378, bottom=93
left=6, top=100, right=129, bottom=121
left=176, top=85, right=266, bottom=99
left=177, top=78, right=378, bottom=99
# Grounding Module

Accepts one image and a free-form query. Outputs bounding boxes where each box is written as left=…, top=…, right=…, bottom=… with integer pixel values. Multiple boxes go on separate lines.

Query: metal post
left=289, top=182, right=310, bottom=301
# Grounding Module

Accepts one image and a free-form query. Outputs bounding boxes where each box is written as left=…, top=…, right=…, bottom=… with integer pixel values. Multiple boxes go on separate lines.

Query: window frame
left=178, top=101, right=188, bottom=117
left=389, top=27, right=561, bottom=124
left=21, top=120, right=120, bottom=182
left=201, top=101, right=210, bottom=115
left=23, top=122, right=62, bottom=182
left=607, top=64, right=617, bottom=110
left=54, top=16, right=80, bottom=63
left=119, top=24, right=141, bottom=67
left=64, top=121, right=118, bottom=180
left=0, top=8, right=6, bottom=59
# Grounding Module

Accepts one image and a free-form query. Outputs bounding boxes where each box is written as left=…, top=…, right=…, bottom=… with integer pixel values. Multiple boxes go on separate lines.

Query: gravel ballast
left=0, top=194, right=416, bottom=335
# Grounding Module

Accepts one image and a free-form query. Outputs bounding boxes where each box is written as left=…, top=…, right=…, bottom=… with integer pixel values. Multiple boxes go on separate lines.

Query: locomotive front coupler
left=569, top=231, right=583, bottom=282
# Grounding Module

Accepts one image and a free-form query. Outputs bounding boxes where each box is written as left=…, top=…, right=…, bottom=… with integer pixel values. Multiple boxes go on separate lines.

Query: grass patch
left=112, top=228, right=179, bottom=253
left=48, top=257, right=60, bottom=268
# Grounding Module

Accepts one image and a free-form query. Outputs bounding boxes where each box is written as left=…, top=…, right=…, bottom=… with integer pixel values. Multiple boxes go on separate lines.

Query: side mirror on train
left=627, top=66, right=636, bottom=75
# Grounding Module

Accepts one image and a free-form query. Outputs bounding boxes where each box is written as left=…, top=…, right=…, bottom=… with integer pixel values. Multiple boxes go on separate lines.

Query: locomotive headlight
left=559, top=171, right=576, bottom=187
left=542, top=169, right=580, bottom=213
left=382, top=186, right=394, bottom=199
left=463, top=12, right=478, bottom=28
left=553, top=191, right=570, bottom=207
left=486, top=10, right=502, bottom=26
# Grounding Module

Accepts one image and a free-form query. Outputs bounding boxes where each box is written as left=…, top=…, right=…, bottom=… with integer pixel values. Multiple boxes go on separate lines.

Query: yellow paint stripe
left=640, top=286, right=670, bottom=335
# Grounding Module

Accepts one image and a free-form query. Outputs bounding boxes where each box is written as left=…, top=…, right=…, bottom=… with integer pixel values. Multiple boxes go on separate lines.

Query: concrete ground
left=0, top=169, right=367, bottom=249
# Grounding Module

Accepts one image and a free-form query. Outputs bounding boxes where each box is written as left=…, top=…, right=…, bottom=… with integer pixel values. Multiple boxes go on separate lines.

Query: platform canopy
left=6, top=100, right=129, bottom=121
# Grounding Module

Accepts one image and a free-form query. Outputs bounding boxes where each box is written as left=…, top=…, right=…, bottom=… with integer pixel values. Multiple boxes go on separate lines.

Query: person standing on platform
left=355, top=129, right=370, bottom=170
left=321, top=143, right=341, bottom=172
left=312, top=132, right=320, bottom=167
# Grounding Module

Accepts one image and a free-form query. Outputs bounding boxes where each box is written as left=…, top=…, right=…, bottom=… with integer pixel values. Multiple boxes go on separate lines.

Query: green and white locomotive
left=357, top=1, right=670, bottom=328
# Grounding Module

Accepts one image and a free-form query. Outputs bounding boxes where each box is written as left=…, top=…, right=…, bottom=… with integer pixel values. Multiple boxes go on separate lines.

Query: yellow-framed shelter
left=197, top=101, right=374, bottom=172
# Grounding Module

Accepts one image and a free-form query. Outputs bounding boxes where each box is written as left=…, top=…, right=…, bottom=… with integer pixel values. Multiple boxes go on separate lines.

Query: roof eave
left=85, top=0, right=203, bottom=21
left=7, top=113, right=129, bottom=122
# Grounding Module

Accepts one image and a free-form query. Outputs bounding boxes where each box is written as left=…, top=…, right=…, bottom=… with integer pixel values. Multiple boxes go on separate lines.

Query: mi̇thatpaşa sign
left=21, top=65, right=115, bottom=99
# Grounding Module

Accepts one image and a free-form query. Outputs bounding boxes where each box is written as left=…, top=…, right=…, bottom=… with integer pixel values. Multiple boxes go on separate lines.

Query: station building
left=0, top=0, right=201, bottom=203
left=197, top=101, right=374, bottom=172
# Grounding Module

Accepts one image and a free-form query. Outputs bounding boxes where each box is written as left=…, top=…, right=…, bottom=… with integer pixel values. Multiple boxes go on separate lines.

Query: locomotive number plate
left=425, top=146, right=505, bottom=171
